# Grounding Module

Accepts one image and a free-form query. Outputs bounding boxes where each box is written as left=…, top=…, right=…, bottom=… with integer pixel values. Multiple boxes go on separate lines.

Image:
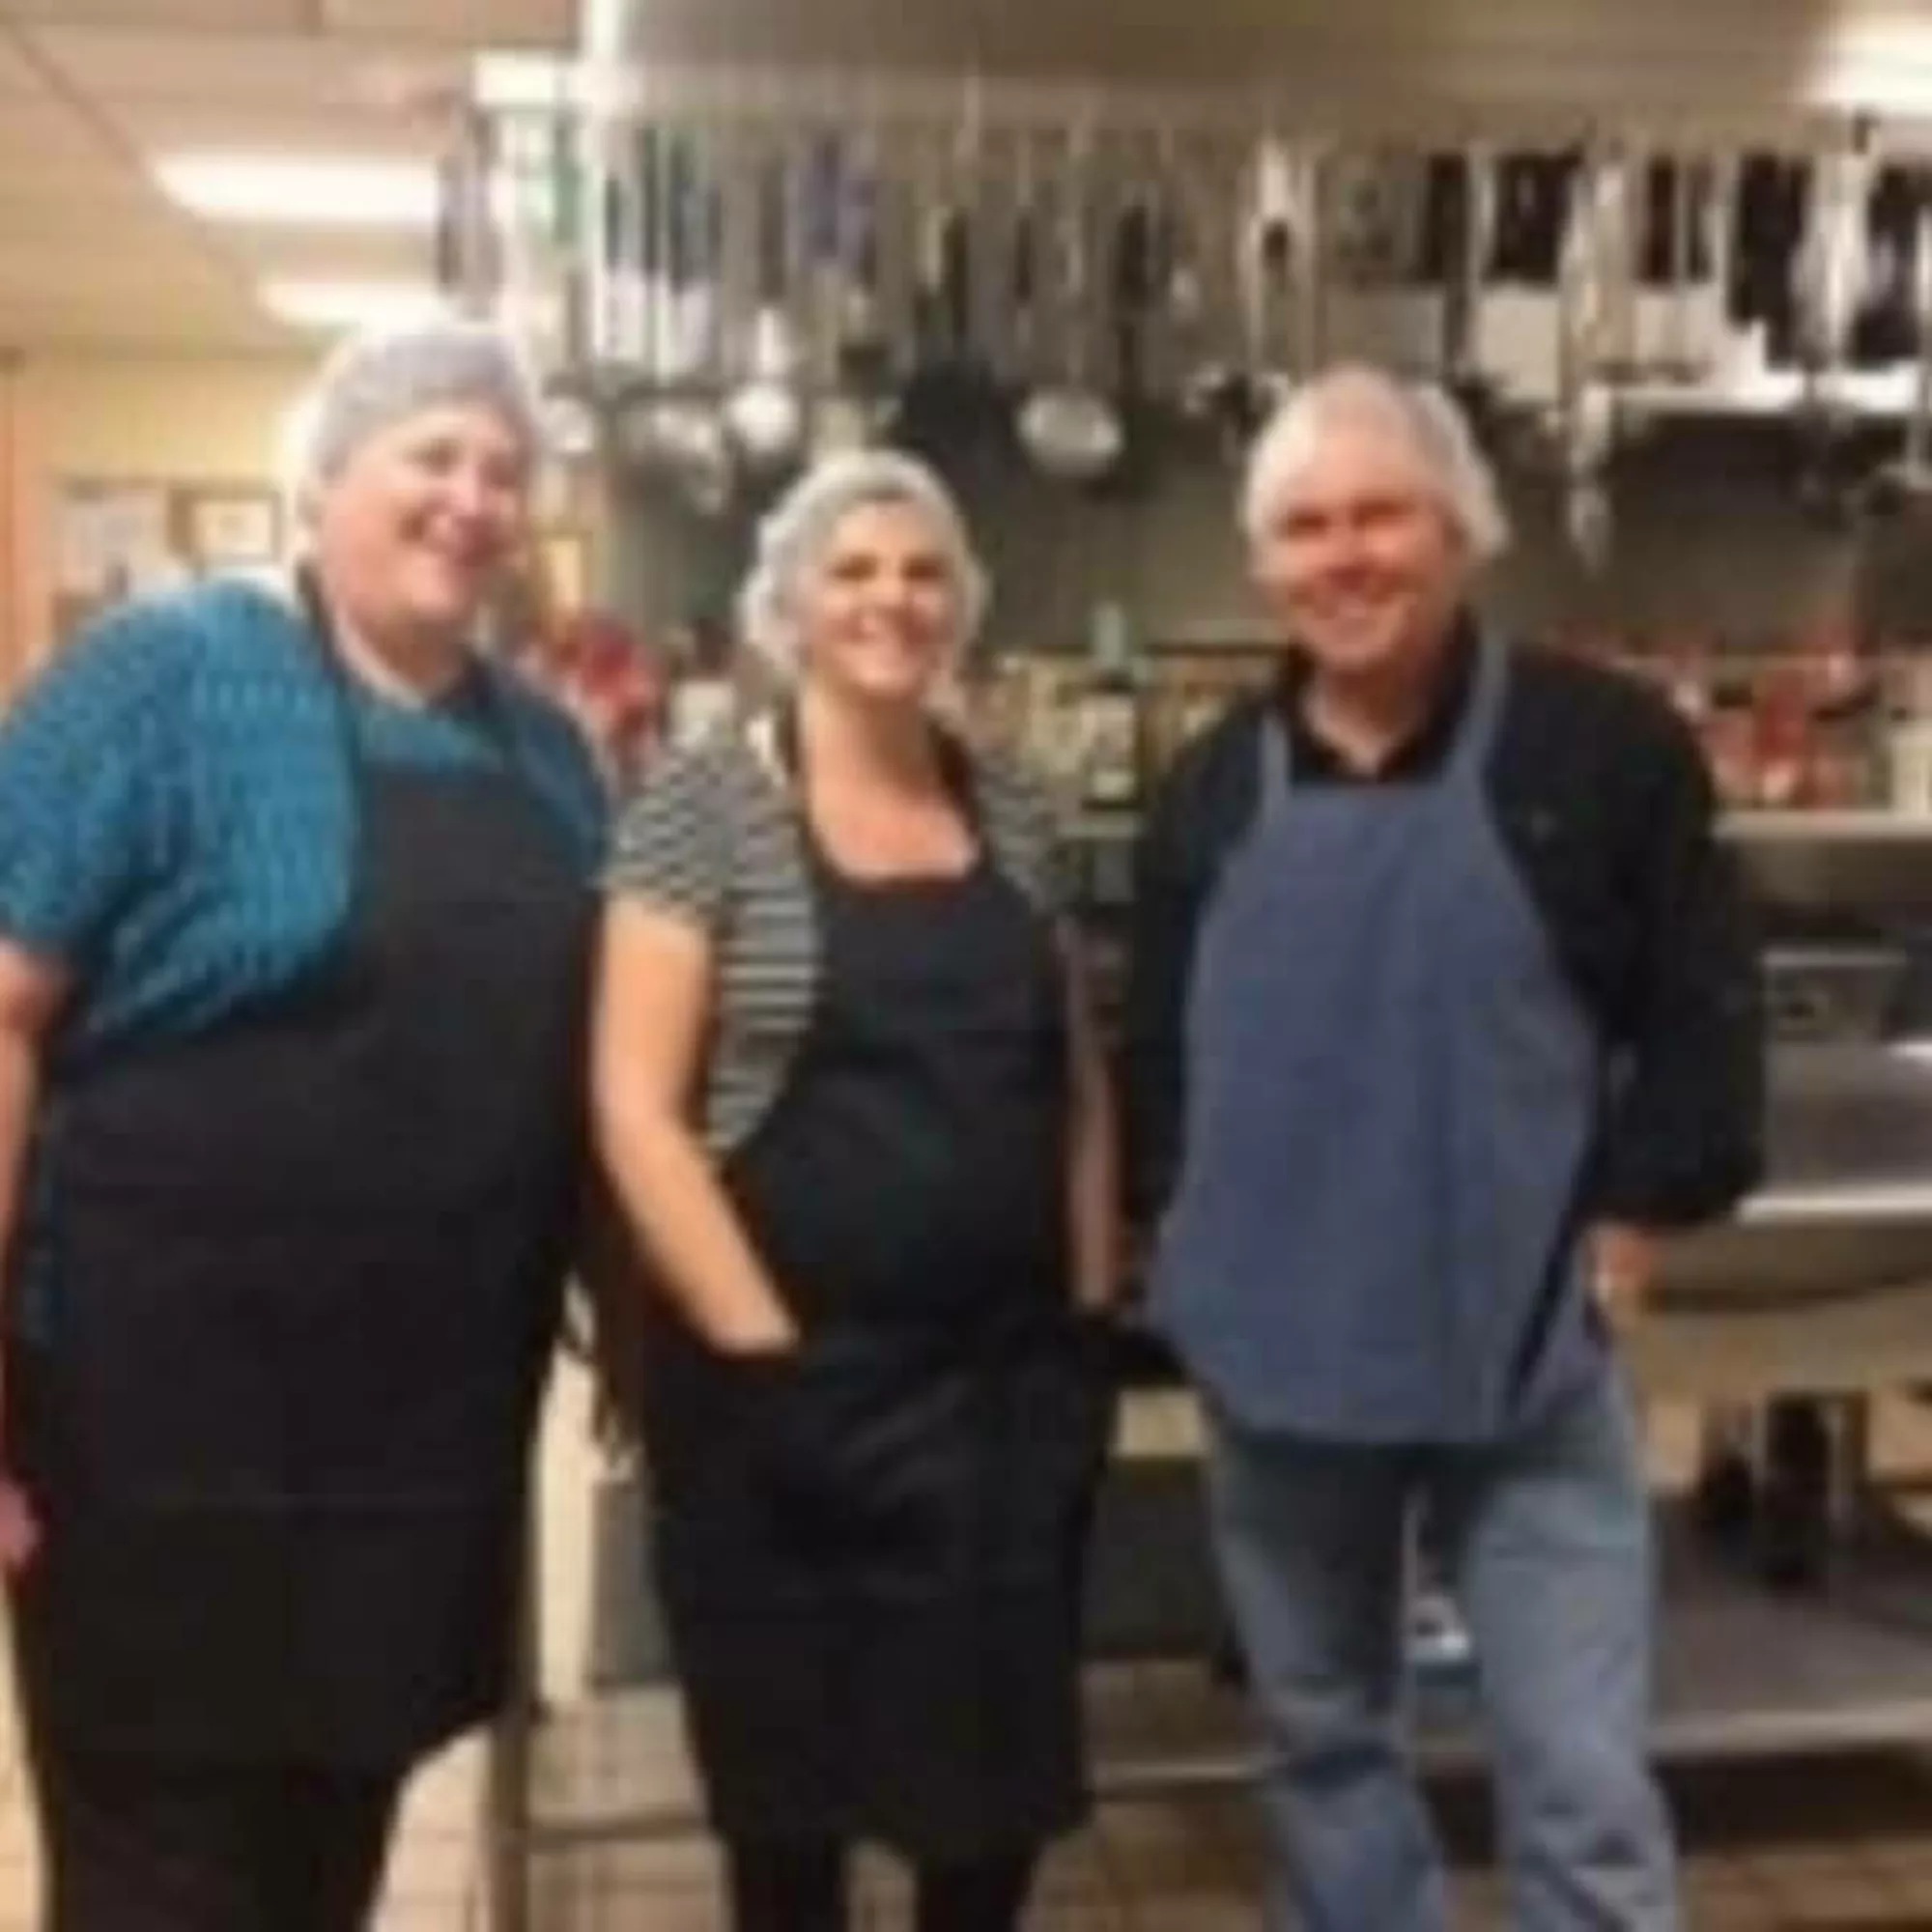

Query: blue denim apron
left=1151, top=634, right=1605, bottom=1442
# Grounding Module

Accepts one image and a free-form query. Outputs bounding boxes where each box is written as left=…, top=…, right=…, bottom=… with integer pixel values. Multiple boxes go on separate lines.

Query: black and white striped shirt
left=606, top=712, right=1065, bottom=1153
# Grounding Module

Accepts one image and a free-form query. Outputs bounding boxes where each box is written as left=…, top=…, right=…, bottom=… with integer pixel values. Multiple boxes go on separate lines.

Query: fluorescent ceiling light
left=259, top=277, right=444, bottom=332
left=156, top=153, right=437, bottom=229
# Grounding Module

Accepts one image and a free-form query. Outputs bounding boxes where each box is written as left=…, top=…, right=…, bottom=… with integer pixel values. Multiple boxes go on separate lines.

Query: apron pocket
left=724, top=1342, right=976, bottom=1577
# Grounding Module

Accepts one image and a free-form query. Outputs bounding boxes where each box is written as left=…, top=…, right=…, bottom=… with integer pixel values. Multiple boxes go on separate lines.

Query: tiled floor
left=0, top=1370, right=1928, bottom=1926
left=479, top=1684, right=1932, bottom=1929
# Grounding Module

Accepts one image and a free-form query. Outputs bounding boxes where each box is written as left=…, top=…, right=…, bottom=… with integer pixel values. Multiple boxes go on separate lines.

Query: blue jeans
left=1206, top=1369, right=1677, bottom=1931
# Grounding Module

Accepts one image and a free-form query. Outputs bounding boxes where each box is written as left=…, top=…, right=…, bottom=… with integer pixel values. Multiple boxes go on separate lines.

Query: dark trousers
left=27, top=1743, right=404, bottom=1932
left=725, top=1837, right=1038, bottom=1932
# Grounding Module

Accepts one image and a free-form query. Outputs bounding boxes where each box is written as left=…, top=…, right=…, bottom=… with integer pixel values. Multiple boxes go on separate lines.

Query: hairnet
left=283, top=315, right=543, bottom=512
left=736, top=450, right=990, bottom=677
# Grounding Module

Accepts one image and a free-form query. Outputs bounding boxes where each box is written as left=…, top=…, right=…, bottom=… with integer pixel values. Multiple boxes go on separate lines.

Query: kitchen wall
left=9, top=351, right=1924, bottom=691
left=0, top=349, right=312, bottom=686
left=609, top=409, right=1932, bottom=662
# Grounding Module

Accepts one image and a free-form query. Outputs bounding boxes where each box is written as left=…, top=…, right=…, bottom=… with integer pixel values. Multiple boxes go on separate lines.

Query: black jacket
left=1123, top=636, right=1766, bottom=1231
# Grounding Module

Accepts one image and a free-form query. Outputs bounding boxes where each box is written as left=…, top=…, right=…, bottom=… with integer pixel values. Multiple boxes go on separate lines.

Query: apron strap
left=1259, top=713, right=1295, bottom=816
left=1445, top=630, right=1510, bottom=787
left=1262, top=625, right=1508, bottom=809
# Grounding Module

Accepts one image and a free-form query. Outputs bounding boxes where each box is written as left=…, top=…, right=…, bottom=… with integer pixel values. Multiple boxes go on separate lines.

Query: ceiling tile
left=0, top=0, right=306, bottom=28
left=0, top=237, right=242, bottom=298
left=110, top=99, right=443, bottom=158
left=0, top=190, right=182, bottom=248
left=322, top=0, right=571, bottom=48
left=222, top=229, right=433, bottom=281
left=0, top=35, right=43, bottom=92
left=0, top=295, right=284, bottom=353
left=0, top=95, right=126, bottom=170
left=30, top=25, right=463, bottom=109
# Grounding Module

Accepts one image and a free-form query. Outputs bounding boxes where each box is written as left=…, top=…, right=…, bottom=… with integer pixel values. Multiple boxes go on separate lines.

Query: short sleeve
left=0, top=607, right=185, bottom=970
left=604, top=741, right=733, bottom=930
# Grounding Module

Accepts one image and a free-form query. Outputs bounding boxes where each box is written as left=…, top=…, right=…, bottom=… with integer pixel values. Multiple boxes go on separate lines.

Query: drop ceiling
left=0, top=0, right=573, bottom=353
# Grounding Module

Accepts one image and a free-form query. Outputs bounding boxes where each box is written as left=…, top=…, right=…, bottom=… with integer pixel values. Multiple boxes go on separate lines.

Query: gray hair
left=1239, top=364, right=1510, bottom=564
left=283, top=315, right=543, bottom=516
left=737, top=450, right=990, bottom=678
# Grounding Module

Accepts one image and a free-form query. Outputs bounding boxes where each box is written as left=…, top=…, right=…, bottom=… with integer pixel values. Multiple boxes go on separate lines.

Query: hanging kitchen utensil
left=803, top=128, right=868, bottom=458
left=1585, top=140, right=1640, bottom=379
left=1074, top=129, right=1165, bottom=496
left=1151, top=127, right=1209, bottom=409
left=1001, top=128, right=1045, bottom=393
left=1852, top=163, right=1919, bottom=365
left=615, top=121, right=734, bottom=515
left=825, top=113, right=897, bottom=442
left=580, top=108, right=623, bottom=369
left=1643, top=153, right=1725, bottom=384
left=1240, top=128, right=1316, bottom=413
left=602, top=115, right=649, bottom=370
left=896, top=119, right=984, bottom=455
left=724, top=135, right=806, bottom=475
left=1795, top=124, right=1878, bottom=526
left=1553, top=146, right=1617, bottom=568
left=1864, top=200, right=1932, bottom=511
left=1177, top=132, right=1245, bottom=430
left=662, top=125, right=713, bottom=386
left=1801, top=124, right=1876, bottom=379
left=1428, top=149, right=1485, bottom=389
left=1320, top=141, right=1423, bottom=374
left=663, top=126, right=735, bottom=511
left=1109, top=143, right=1160, bottom=408
left=1017, top=120, right=1124, bottom=483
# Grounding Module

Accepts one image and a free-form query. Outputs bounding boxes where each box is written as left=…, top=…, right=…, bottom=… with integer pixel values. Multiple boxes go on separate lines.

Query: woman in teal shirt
left=0, top=320, right=602, bottom=1930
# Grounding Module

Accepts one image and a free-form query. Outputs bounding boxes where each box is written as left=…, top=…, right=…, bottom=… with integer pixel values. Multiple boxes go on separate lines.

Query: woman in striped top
left=594, top=451, right=1120, bottom=1932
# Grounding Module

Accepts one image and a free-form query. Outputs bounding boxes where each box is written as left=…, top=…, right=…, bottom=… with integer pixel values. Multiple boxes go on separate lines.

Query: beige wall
left=0, top=350, right=312, bottom=688
left=0, top=354, right=32, bottom=690
left=27, top=352, right=312, bottom=486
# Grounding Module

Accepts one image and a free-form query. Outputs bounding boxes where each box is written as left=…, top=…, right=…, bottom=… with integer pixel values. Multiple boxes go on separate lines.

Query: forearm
left=596, top=1103, right=795, bottom=1352
left=1069, top=1134, right=1119, bottom=1311
left=1066, top=1034, right=1122, bottom=1312
left=0, top=1027, right=39, bottom=1334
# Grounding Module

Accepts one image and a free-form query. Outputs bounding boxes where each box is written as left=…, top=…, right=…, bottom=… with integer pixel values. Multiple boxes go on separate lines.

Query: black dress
left=640, top=749, right=1112, bottom=1861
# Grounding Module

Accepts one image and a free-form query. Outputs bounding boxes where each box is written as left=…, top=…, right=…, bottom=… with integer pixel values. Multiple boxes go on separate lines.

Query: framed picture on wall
left=53, top=478, right=282, bottom=646
left=188, top=492, right=280, bottom=570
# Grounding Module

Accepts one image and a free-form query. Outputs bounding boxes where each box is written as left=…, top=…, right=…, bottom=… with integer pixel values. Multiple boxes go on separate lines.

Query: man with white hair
left=1127, top=364, right=1763, bottom=1929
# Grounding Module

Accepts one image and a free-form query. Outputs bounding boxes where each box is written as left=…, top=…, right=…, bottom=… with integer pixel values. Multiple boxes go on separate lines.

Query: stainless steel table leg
left=483, top=1504, right=542, bottom=1932
left=1829, top=1393, right=1876, bottom=1534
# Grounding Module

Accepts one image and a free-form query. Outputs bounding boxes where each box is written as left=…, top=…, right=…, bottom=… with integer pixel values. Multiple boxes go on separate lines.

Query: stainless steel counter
left=1659, top=1041, right=1932, bottom=1315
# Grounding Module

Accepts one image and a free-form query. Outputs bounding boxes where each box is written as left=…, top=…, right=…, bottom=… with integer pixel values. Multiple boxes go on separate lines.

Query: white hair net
left=737, top=450, right=990, bottom=679
left=1239, top=364, right=1511, bottom=564
left=282, top=315, right=543, bottom=520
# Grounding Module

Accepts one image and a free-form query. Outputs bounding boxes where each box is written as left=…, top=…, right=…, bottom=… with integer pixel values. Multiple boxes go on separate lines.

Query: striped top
left=605, top=712, right=1065, bottom=1154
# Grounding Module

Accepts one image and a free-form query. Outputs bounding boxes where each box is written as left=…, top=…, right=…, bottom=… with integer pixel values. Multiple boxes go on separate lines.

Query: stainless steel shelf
left=1725, top=810, right=1932, bottom=845
left=1063, top=810, right=1932, bottom=848
left=1091, top=1513, right=1932, bottom=1794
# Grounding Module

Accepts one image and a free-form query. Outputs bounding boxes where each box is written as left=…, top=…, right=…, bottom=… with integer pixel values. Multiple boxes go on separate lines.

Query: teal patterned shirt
left=0, top=578, right=606, bottom=1337
left=0, top=576, right=605, bottom=1071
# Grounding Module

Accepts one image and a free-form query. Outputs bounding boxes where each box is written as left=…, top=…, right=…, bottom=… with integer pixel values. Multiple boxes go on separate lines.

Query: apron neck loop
left=1267, top=622, right=1506, bottom=804
left=1445, top=628, right=1507, bottom=787
left=773, top=699, right=980, bottom=823
left=294, top=563, right=522, bottom=767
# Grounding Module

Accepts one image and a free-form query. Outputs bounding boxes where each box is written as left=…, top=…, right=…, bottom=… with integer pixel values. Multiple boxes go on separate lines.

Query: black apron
left=6, top=609, right=592, bottom=1768
left=641, top=744, right=1111, bottom=1860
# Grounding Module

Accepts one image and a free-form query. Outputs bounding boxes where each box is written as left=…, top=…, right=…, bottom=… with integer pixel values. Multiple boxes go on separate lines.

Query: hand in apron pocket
left=724, top=1340, right=972, bottom=1566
